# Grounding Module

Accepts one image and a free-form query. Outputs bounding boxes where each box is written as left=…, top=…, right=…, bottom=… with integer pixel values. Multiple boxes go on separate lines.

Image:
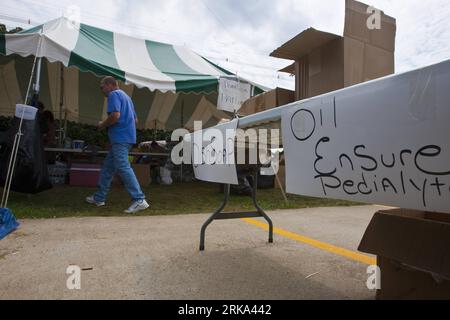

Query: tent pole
left=24, top=34, right=42, bottom=105
left=27, top=57, right=42, bottom=108
left=181, top=99, right=184, bottom=129
left=180, top=99, right=184, bottom=182
left=3, top=39, right=42, bottom=207
left=58, top=63, right=64, bottom=147
left=34, top=57, right=42, bottom=95
left=28, top=57, right=43, bottom=107
left=63, top=110, right=68, bottom=144
left=24, top=56, right=39, bottom=105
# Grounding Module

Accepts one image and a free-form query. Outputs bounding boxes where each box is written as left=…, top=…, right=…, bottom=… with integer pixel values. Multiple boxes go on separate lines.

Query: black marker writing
left=311, top=136, right=450, bottom=209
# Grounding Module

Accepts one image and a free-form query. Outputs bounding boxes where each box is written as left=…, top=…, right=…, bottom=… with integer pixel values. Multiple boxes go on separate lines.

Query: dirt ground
left=0, top=205, right=380, bottom=299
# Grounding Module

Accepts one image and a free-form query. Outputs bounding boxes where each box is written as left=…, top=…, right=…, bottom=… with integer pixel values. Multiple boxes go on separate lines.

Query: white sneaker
left=86, top=195, right=105, bottom=207
left=124, top=199, right=150, bottom=214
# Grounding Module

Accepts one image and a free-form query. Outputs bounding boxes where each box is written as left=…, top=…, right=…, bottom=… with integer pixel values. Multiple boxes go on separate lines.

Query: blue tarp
left=0, top=208, right=19, bottom=240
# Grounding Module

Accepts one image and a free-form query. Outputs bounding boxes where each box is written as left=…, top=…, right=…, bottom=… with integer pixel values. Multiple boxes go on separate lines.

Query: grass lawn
left=3, top=182, right=362, bottom=219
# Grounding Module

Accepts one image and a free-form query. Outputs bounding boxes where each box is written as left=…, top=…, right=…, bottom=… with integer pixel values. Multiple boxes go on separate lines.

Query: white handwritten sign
left=281, top=59, right=450, bottom=213
left=218, top=77, right=251, bottom=112
left=185, top=119, right=239, bottom=185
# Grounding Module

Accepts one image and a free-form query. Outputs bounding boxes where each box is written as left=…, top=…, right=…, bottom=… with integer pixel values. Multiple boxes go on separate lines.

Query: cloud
left=1, top=0, right=449, bottom=89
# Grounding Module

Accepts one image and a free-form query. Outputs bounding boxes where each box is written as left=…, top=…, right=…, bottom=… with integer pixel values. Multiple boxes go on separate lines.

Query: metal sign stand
left=199, top=166, right=274, bottom=251
left=198, top=111, right=274, bottom=252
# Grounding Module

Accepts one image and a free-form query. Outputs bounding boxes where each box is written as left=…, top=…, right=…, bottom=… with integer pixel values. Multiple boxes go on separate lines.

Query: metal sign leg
left=199, top=184, right=230, bottom=251
left=199, top=168, right=274, bottom=251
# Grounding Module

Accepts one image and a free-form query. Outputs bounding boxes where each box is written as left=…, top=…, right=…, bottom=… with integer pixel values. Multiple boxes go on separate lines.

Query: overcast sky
left=1, top=0, right=450, bottom=90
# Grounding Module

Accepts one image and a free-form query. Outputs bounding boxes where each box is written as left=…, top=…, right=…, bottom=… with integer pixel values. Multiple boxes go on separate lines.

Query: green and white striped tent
left=0, top=17, right=264, bottom=130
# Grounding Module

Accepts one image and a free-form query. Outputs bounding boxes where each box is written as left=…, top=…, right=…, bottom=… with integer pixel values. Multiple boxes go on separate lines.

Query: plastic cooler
left=69, top=163, right=101, bottom=187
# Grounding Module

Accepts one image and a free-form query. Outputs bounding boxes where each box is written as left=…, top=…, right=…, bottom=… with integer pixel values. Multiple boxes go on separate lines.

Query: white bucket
left=15, top=104, right=38, bottom=120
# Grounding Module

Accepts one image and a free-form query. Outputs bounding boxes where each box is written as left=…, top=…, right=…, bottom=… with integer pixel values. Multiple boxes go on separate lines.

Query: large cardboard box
left=239, top=87, right=294, bottom=116
left=308, top=38, right=344, bottom=98
left=343, top=37, right=365, bottom=86
left=272, top=0, right=396, bottom=100
left=131, top=163, right=151, bottom=187
left=344, top=0, right=396, bottom=52
left=344, top=0, right=396, bottom=86
left=358, top=209, right=450, bottom=299
left=111, top=164, right=151, bottom=188
left=375, top=256, right=450, bottom=300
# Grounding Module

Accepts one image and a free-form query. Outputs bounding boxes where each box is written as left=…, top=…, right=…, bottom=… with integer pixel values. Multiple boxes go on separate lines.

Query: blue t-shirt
left=107, top=89, right=137, bottom=144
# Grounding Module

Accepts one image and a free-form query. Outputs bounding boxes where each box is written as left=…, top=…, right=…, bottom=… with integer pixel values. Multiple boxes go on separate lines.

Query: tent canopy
left=0, top=18, right=265, bottom=130
left=0, top=17, right=262, bottom=94
left=0, top=53, right=228, bottom=130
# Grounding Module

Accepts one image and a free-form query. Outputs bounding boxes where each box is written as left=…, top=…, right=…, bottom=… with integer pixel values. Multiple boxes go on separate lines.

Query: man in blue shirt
left=86, top=76, right=149, bottom=213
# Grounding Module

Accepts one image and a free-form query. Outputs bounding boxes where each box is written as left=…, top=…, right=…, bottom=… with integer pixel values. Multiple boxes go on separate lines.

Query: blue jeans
left=93, top=143, right=145, bottom=202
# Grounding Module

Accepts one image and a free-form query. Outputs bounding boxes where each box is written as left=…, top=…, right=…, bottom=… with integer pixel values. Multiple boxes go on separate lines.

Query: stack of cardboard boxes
left=272, top=0, right=396, bottom=101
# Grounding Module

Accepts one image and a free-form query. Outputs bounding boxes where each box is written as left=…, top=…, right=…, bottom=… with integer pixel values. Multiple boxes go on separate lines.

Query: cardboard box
left=375, top=256, right=450, bottom=300
left=239, top=87, right=294, bottom=116
left=343, top=0, right=396, bottom=86
left=362, top=43, right=395, bottom=81
left=343, top=37, right=365, bottom=86
left=132, top=163, right=151, bottom=187
left=112, top=164, right=151, bottom=188
left=308, top=38, right=344, bottom=98
left=344, top=0, right=396, bottom=52
left=358, top=209, right=450, bottom=299
left=272, top=0, right=396, bottom=100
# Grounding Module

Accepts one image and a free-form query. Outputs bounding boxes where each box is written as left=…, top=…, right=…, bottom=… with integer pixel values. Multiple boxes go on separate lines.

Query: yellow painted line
left=241, top=218, right=376, bottom=266
left=375, top=205, right=397, bottom=209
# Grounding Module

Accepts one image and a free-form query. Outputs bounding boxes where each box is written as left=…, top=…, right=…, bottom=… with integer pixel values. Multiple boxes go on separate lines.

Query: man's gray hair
left=100, top=76, right=118, bottom=87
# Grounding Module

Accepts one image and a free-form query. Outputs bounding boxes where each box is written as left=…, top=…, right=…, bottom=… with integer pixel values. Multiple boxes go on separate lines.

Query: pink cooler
left=69, top=163, right=101, bottom=187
